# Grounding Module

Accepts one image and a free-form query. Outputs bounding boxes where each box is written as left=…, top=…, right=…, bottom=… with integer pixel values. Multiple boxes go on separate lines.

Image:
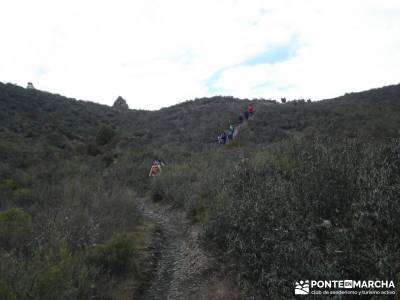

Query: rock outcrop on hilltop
left=113, top=96, right=129, bottom=111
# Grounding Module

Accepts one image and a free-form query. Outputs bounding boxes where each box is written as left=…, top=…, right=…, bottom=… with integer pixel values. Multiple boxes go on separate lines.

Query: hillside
left=2, top=82, right=400, bottom=151
left=0, top=81, right=400, bottom=298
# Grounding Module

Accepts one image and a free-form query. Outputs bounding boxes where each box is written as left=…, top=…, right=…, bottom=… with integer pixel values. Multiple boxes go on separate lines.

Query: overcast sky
left=1, top=0, right=400, bottom=110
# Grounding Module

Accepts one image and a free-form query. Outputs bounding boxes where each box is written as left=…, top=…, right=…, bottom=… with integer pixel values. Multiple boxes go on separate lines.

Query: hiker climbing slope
left=215, top=102, right=255, bottom=146
left=247, top=104, right=254, bottom=117
left=149, top=160, right=162, bottom=177
left=228, top=124, right=235, bottom=140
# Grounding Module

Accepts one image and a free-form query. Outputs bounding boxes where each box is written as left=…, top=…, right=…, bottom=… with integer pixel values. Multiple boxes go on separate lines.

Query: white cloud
left=0, top=0, right=399, bottom=109
left=213, top=0, right=400, bottom=100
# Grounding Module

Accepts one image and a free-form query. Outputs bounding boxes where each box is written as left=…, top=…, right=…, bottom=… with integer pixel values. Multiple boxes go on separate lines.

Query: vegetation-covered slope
left=1, top=81, right=400, bottom=298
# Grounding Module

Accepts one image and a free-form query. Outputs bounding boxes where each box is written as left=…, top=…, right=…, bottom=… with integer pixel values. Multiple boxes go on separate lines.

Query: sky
left=0, top=0, right=400, bottom=110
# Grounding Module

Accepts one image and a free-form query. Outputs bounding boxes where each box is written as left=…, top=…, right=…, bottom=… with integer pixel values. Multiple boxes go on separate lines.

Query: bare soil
left=137, top=198, right=240, bottom=300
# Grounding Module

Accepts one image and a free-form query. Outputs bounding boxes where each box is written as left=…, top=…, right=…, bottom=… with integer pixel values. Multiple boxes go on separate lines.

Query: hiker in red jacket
left=247, top=104, right=254, bottom=117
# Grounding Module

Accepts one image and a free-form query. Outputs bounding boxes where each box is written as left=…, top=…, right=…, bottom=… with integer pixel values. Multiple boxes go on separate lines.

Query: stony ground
left=137, top=198, right=240, bottom=300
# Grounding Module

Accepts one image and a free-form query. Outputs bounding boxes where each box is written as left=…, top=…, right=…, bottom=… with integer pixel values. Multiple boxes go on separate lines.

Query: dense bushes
left=96, top=126, right=115, bottom=146
left=148, top=136, right=400, bottom=297
left=205, top=139, right=400, bottom=297
left=0, top=158, right=145, bottom=299
left=87, top=234, right=136, bottom=276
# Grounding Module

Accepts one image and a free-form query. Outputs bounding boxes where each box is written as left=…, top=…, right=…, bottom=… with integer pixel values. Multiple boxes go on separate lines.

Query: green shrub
left=87, top=234, right=136, bottom=276
left=1, top=179, right=18, bottom=191
left=0, top=246, right=95, bottom=300
left=0, top=208, right=32, bottom=251
left=96, top=126, right=115, bottom=146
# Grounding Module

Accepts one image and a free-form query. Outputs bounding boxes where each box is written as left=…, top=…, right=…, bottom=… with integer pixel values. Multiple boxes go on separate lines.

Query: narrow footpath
left=137, top=198, right=239, bottom=300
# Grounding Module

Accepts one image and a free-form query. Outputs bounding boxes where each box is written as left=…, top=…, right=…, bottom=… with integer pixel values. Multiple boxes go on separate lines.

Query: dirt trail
left=137, top=198, right=232, bottom=300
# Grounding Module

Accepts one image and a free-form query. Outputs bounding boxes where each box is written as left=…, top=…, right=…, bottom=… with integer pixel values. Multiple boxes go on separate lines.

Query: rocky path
left=137, top=198, right=224, bottom=300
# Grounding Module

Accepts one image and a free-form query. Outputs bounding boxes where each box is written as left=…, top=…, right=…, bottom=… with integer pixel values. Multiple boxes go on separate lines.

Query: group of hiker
left=149, top=103, right=255, bottom=176
left=217, top=104, right=254, bottom=145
